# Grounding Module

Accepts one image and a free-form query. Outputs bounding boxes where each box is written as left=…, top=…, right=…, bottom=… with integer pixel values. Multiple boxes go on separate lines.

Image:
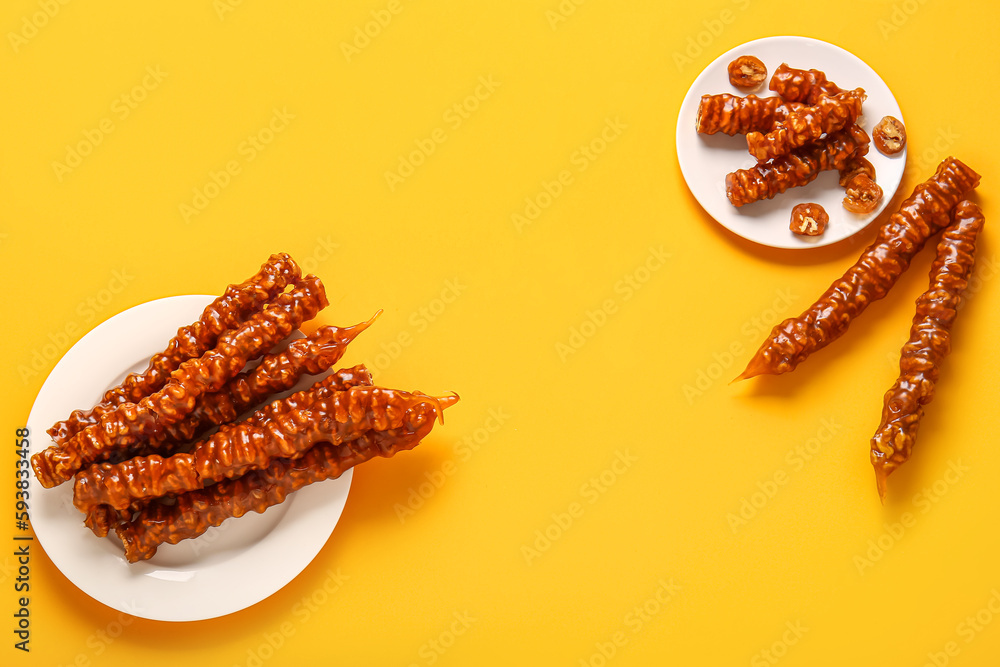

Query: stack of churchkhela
left=31, top=253, right=458, bottom=562
left=697, top=63, right=882, bottom=217
left=732, top=158, right=985, bottom=500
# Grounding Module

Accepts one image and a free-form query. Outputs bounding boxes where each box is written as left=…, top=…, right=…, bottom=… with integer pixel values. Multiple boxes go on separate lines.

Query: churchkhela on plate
left=31, top=253, right=459, bottom=561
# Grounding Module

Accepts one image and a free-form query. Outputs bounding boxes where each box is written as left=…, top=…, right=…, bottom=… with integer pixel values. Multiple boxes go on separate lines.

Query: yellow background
left=2, top=1, right=999, bottom=665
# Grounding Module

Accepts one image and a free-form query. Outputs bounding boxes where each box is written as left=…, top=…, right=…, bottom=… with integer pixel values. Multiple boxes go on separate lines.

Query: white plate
left=676, top=35, right=906, bottom=249
left=26, top=296, right=352, bottom=622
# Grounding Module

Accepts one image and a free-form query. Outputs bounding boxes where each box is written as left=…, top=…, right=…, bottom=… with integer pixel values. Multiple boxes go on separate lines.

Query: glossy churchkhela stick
left=82, top=505, right=128, bottom=540
left=141, top=318, right=379, bottom=454
left=768, top=63, right=843, bottom=104
left=207, top=364, right=373, bottom=437
left=725, top=124, right=869, bottom=207
left=871, top=201, right=985, bottom=501
left=696, top=94, right=803, bottom=136
left=76, top=369, right=379, bottom=517
left=735, top=158, right=982, bottom=381
left=115, top=399, right=456, bottom=563
left=47, top=253, right=302, bottom=444
left=73, top=386, right=455, bottom=512
left=31, top=275, right=328, bottom=488
left=746, top=89, right=864, bottom=162
left=80, top=365, right=375, bottom=537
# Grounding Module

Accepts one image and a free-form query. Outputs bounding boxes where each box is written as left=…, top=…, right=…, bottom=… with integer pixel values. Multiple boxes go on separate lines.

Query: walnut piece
left=843, top=174, right=883, bottom=214
left=789, top=203, right=829, bottom=236
left=838, top=156, right=876, bottom=187
left=728, top=56, right=767, bottom=89
left=873, top=116, right=906, bottom=155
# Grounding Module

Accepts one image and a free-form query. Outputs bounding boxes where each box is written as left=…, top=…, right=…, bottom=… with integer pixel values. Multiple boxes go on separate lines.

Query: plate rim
left=26, top=294, right=353, bottom=622
left=675, top=34, right=907, bottom=250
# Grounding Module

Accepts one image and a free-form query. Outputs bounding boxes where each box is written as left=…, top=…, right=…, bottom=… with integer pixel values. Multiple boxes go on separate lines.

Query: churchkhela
left=31, top=253, right=459, bottom=561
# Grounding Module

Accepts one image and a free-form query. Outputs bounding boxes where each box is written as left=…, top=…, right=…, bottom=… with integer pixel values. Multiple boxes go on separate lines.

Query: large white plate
left=26, top=296, right=352, bottom=622
left=676, top=35, right=907, bottom=249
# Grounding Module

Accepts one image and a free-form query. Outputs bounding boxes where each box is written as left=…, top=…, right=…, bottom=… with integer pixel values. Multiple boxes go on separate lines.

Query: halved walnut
left=839, top=156, right=876, bottom=187
left=728, top=56, right=767, bottom=90
left=843, top=174, right=883, bottom=214
left=790, top=203, right=829, bottom=236
left=873, top=116, right=906, bottom=155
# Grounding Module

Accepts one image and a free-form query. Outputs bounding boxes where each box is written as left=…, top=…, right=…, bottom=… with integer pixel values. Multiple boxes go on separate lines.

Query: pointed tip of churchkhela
left=363, top=309, right=383, bottom=327
left=871, top=448, right=892, bottom=504
left=730, top=369, right=753, bottom=385
left=326, top=310, right=383, bottom=346
left=432, top=393, right=460, bottom=424
left=437, top=392, right=460, bottom=411
left=346, top=309, right=382, bottom=337
left=874, top=465, right=888, bottom=504
left=731, top=354, right=772, bottom=384
left=411, top=392, right=460, bottom=424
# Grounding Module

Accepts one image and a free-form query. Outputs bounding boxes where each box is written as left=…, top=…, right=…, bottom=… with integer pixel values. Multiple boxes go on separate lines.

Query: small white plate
left=676, top=35, right=906, bottom=249
left=26, top=296, right=352, bottom=622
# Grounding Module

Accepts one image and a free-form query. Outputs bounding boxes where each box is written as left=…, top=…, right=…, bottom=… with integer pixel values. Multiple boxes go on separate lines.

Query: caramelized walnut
left=790, top=203, right=829, bottom=236
left=728, top=56, right=767, bottom=89
left=873, top=116, right=906, bottom=155
left=839, top=156, right=876, bottom=187
left=843, top=174, right=883, bottom=214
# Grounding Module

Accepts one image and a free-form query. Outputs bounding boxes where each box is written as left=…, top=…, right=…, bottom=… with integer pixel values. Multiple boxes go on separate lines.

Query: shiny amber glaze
left=870, top=200, right=985, bottom=500
left=32, top=274, right=328, bottom=487
left=735, top=157, right=982, bottom=381
left=47, top=252, right=302, bottom=443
